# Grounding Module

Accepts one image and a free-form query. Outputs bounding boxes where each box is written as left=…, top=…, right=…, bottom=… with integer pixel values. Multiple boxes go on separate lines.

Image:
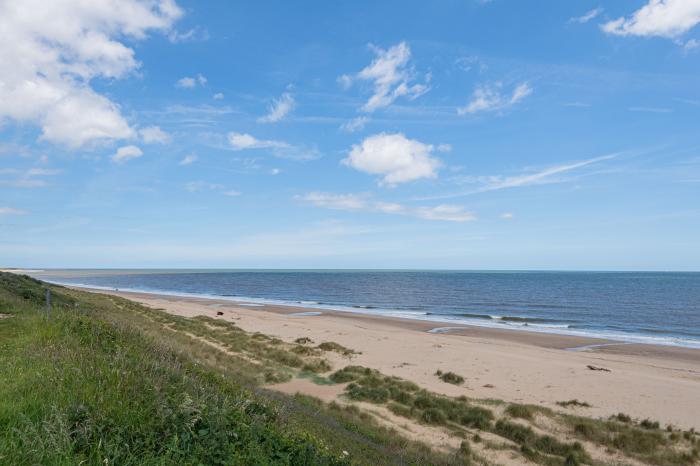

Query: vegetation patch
left=317, top=341, right=359, bottom=356
left=435, top=369, right=464, bottom=385
left=557, top=399, right=591, bottom=408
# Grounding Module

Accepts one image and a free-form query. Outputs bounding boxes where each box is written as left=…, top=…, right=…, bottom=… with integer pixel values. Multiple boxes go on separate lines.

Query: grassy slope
left=2, top=272, right=697, bottom=466
left=0, top=273, right=461, bottom=466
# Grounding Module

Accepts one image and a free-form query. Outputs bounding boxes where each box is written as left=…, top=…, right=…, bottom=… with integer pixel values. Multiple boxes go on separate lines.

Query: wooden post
left=45, top=288, right=51, bottom=319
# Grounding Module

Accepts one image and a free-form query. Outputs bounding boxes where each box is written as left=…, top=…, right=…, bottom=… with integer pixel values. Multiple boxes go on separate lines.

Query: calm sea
left=33, top=270, right=700, bottom=349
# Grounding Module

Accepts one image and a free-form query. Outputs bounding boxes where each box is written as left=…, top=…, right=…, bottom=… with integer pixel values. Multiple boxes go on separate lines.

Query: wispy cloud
left=227, top=132, right=319, bottom=161
left=227, top=132, right=288, bottom=150
left=628, top=106, right=673, bottom=113
left=422, top=153, right=620, bottom=200
left=0, top=167, right=62, bottom=188
left=258, top=92, right=295, bottom=123
left=111, top=145, right=143, bottom=164
left=297, top=192, right=475, bottom=222
left=0, top=207, right=27, bottom=215
left=340, top=116, right=369, bottom=133
left=176, top=74, right=207, bottom=88
left=458, top=82, right=532, bottom=115
left=185, top=181, right=240, bottom=197
left=340, top=42, right=430, bottom=112
left=179, top=154, right=198, bottom=166
left=569, top=7, right=603, bottom=24
left=139, top=126, right=171, bottom=144
left=168, top=26, right=209, bottom=43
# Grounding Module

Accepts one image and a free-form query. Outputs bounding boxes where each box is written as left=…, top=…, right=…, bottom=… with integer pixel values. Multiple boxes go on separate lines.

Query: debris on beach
left=587, top=364, right=611, bottom=372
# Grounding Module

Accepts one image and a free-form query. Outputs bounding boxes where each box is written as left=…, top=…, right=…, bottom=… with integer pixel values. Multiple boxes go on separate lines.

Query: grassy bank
left=1, top=272, right=698, bottom=466
left=0, top=273, right=460, bottom=465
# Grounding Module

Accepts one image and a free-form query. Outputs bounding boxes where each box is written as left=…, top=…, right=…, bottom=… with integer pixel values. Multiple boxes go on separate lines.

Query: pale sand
left=76, top=287, right=700, bottom=430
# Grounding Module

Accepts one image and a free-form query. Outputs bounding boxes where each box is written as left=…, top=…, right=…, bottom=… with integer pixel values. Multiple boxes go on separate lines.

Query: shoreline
left=51, top=279, right=700, bottom=353
left=70, top=285, right=700, bottom=430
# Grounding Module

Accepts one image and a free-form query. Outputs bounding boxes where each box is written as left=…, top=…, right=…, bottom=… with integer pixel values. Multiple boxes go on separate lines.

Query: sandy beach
left=79, top=286, right=700, bottom=431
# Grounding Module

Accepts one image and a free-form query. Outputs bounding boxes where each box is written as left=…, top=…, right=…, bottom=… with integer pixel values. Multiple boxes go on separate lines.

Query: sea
left=31, top=269, right=700, bottom=349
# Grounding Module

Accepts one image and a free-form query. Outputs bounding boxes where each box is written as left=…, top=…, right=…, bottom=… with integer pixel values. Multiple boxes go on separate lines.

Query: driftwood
left=587, top=365, right=611, bottom=372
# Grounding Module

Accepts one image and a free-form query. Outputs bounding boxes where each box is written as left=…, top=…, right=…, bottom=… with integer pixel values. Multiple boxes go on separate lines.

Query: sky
left=1, top=0, right=699, bottom=270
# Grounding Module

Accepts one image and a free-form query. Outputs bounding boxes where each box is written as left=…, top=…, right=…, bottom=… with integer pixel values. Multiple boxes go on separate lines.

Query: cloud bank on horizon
left=1, top=0, right=699, bottom=269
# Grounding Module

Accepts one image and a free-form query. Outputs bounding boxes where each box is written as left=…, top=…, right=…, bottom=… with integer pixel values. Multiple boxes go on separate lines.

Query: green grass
left=0, top=276, right=345, bottom=465
left=0, top=273, right=471, bottom=466
left=318, top=341, right=360, bottom=357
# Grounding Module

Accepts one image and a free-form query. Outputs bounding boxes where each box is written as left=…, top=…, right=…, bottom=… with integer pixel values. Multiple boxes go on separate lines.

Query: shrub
left=557, top=399, right=591, bottom=408
left=437, top=371, right=464, bottom=385
left=318, top=342, right=358, bottom=356
left=421, top=408, right=447, bottom=425
left=346, top=383, right=390, bottom=403
left=388, top=403, right=413, bottom=418
left=640, top=419, right=660, bottom=430
left=505, top=404, right=535, bottom=420
left=459, top=406, right=493, bottom=429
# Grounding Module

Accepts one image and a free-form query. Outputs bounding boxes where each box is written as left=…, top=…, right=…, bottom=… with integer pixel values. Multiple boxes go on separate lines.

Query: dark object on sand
left=216, top=311, right=224, bottom=316
left=587, top=365, right=611, bottom=372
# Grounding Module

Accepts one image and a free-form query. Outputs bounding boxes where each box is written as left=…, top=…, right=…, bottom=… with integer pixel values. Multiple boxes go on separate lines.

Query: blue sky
left=1, top=0, right=699, bottom=270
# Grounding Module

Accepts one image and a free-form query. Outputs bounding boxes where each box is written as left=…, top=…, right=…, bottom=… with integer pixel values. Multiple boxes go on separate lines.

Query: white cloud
left=0, top=0, right=181, bottom=148
left=179, top=154, right=198, bottom=165
left=570, top=7, right=603, bottom=24
left=176, top=74, right=207, bottom=88
left=139, top=126, right=170, bottom=144
left=340, top=116, right=369, bottom=133
left=111, top=145, right=143, bottom=163
left=0, top=167, right=62, bottom=188
left=258, top=92, right=295, bottom=123
left=458, top=82, right=532, bottom=115
left=602, top=0, right=700, bottom=38
left=297, top=192, right=474, bottom=222
left=177, top=77, right=195, bottom=88
left=270, top=168, right=282, bottom=175
left=227, top=132, right=288, bottom=151
left=501, top=212, right=514, bottom=219
left=213, top=92, right=225, bottom=100
left=185, top=181, right=238, bottom=196
left=414, top=205, right=476, bottom=222
left=479, top=154, right=618, bottom=192
left=226, top=132, right=318, bottom=161
left=185, top=181, right=223, bottom=192
left=422, top=153, right=621, bottom=201
left=682, top=38, right=700, bottom=50
left=167, top=26, right=208, bottom=43
left=628, top=106, right=673, bottom=113
left=0, top=207, right=27, bottom=215
left=342, top=42, right=430, bottom=112
left=343, top=133, right=441, bottom=186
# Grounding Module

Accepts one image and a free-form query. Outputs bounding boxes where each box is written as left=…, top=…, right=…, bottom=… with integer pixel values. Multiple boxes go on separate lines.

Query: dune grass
left=0, top=273, right=473, bottom=465
left=328, top=364, right=699, bottom=466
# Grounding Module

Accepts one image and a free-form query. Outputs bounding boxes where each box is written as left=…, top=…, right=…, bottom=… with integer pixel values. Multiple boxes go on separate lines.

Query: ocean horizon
left=31, top=269, right=700, bottom=349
